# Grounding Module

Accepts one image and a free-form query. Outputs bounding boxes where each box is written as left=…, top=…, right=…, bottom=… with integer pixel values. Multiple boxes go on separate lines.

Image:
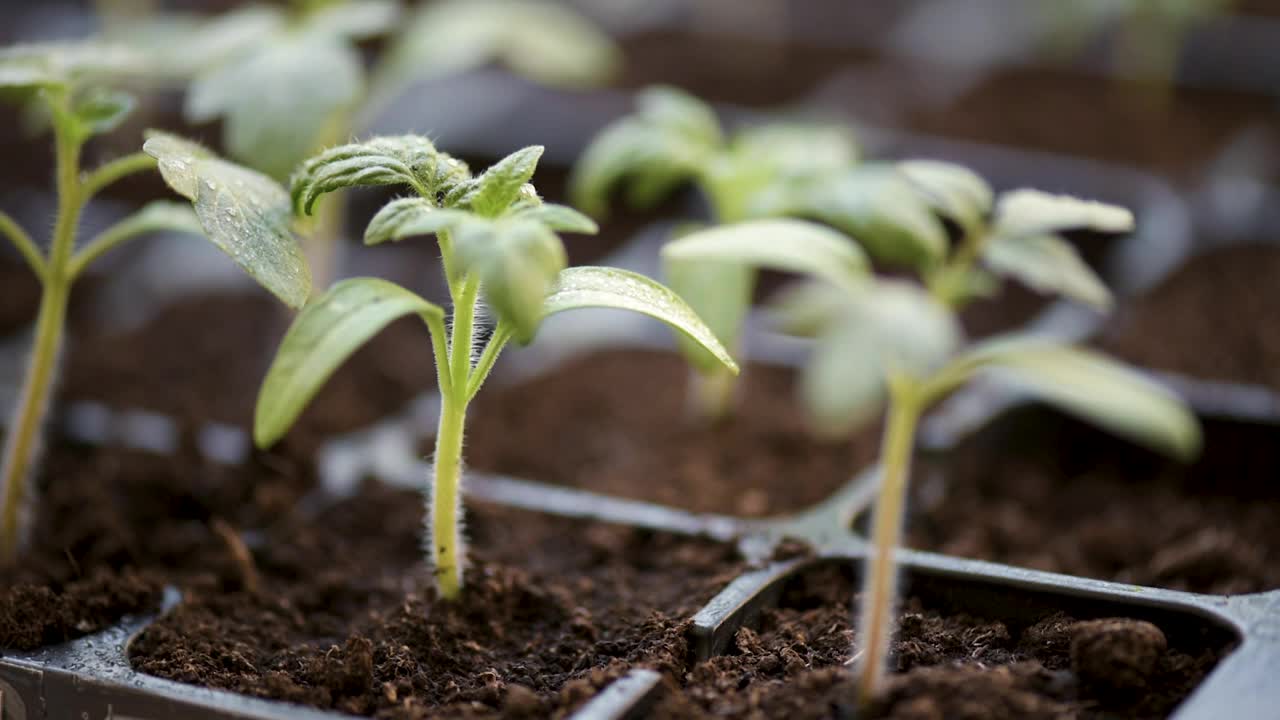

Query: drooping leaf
left=144, top=130, right=311, bottom=308
left=255, top=278, right=444, bottom=447
left=803, top=166, right=949, bottom=270
left=373, top=0, right=618, bottom=104
left=898, top=160, right=993, bottom=232
left=364, top=197, right=470, bottom=245
left=661, top=219, right=868, bottom=290
left=543, top=266, right=739, bottom=374
left=291, top=135, right=469, bottom=215
left=961, top=337, right=1201, bottom=459
left=636, top=86, right=723, bottom=148
left=982, top=232, right=1112, bottom=310
left=465, top=145, right=544, bottom=218
left=993, top=189, right=1134, bottom=239
left=187, top=32, right=363, bottom=181
left=512, top=203, right=598, bottom=234
left=775, top=280, right=962, bottom=435
left=71, top=87, right=135, bottom=137
left=454, top=217, right=567, bottom=343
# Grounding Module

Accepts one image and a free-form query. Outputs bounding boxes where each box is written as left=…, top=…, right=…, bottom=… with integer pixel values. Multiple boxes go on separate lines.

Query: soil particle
left=1100, top=243, right=1280, bottom=392
left=1070, top=619, right=1168, bottom=697
left=466, top=349, right=880, bottom=517
left=652, top=565, right=1224, bottom=720
left=906, top=406, right=1280, bottom=593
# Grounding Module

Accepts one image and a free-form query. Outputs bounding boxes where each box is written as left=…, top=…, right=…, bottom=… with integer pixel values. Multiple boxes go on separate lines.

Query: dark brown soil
left=466, top=349, right=881, bottom=518
left=129, top=485, right=744, bottom=719
left=1100, top=243, right=1280, bottom=393
left=652, top=565, right=1226, bottom=719
left=907, top=405, right=1280, bottom=594
left=0, top=257, right=42, bottom=336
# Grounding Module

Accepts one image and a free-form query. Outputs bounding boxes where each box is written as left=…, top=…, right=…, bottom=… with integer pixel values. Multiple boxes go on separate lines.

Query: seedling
left=0, top=44, right=310, bottom=563
left=572, top=85, right=858, bottom=419
left=249, top=136, right=737, bottom=599
left=113, top=0, right=619, bottom=290
left=664, top=161, right=1200, bottom=703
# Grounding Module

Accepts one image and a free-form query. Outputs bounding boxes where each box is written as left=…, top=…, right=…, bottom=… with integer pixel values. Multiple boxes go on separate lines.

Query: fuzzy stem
left=0, top=95, right=82, bottom=564
left=430, top=390, right=467, bottom=600
left=856, top=376, right=923, bottom=703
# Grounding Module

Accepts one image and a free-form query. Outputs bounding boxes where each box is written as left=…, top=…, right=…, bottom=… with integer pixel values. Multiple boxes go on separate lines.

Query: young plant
left=0, top=45, right=310, bottom=563
left=572, top=85, right=859, bottom=420
left=113, top=0, right=619, bottom=290
left=249, top=136, right=737, bottom=600
left=663, top=162, right=1201, bottom=703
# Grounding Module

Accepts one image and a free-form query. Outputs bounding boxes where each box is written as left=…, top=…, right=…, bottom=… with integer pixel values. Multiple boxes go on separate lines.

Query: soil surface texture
left=465, top=349, right=880, bottom=518
left=1101, top=242, right=1280, bottom=393
left=652, top=564, right=1227, bottom=720
left=907, top=405, right=1280, bottom=594
left=128, top=486, right=744, bottom=719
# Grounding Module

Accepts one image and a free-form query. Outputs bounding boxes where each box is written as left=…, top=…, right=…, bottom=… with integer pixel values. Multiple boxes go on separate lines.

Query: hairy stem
left=856, top=377, right=923, bottom=703
left=431, top=391, right=467, bottom=600
left=0, top=96, right=83, bottom=564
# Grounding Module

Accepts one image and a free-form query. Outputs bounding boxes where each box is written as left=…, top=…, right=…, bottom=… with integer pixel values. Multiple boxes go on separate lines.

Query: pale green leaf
left=993, top=189, right=1135, bottom=239
left=778, top=280, right=962, bottom=435
left=636, top=86, right=722, bottom=147
left=364, top=197, right=469, bottom=245
left=0, top=43, right=147, bottom=92
left=466, top=145, right=544, bottom=218
left=72, top=88, right=135, bottom=137
left=898, top=160, right=993, bottom=231
left=144, top=131, right=311, bottom=308
left=765, top=279, right=853, bottom=337
left=543, top=266, right=739, bottom=374
left=804, top=166, right=949, bottom=269
left=96, top=199, right=202, bottom=240
left=664, top=256, right=753, bottom=374
left=963, top=338, right=1201, bottom=459
left=255, top=278, right=443, bottom=447
left=513, top=203, right=598, bottom=234
left=983, top=233, right=1112, bottom=310
left=187, top=32, right=363, bottom=180
left=291, top=135, right=468, bottom=215
left=454, top=217, right=567, bottom=342
left=374, top=0, right=618, bottom=101
left=731, top=123, right=860, bottom=180
left=306, top=0, right=400, bottom=39
left=661, top=219, right=868, bottom=290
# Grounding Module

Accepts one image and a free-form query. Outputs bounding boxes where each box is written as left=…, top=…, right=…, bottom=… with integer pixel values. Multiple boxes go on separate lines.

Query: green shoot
left=114, top=0, right=618, bottom=291
left=664, top=161, right=1201, bottom=703
left=250, top=136, right=737, bottom=600
left=573, top=86, right=859, bottom=421
left=0, top=45, right=310, bottom=564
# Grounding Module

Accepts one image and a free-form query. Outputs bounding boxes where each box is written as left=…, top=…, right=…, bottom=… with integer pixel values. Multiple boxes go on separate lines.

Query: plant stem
left=856, top=376, right=923, bottom=704
left=430, top=273, right=480, bottom=599
left=0, top=95, right=83, bottom=564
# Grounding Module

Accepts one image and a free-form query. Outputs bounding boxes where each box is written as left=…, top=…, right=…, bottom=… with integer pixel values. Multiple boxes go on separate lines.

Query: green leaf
left=664, top=257, right=753, bottom=374
left=513, top=203, right=598, bottom=234
left=364, top=197, right=470, bottom=245
left=465, top=145, right=544, bottom=218
left=98, top=199, right=202, bottom=239
left=543, top=266, right=739, bottom=374
left=898, top=160, right=993, bottom=231
left=144, top=131, right=311, bottom=308
left=776, top=280, right=961, bottom=434
left=731, top=123, right=860, bottom=180
left=72, top=88, right=135, bottom=137
left=982, top=233, right=1112, bottom=310
left=661, top=219, right=868, bottom=290
left=803, top=166, right=949, bottom=269
left=291, top=135, right=469, bottom=215
left=305, top=0, right=400, bottom=39
left=962, top=338, right=1201, bottom=459
left=993, top=189, right=1135, bottom=239
left=373, top=0, right=619, bottom=101
left=570, top=85, right=720, bottom=217
left=255, top=278, right=444, bottom=447
left=187, top=32, right=363, bottom=180
left=0, top=43, right=146, bottom=93
left=454, top=217, right=567, bottom=343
